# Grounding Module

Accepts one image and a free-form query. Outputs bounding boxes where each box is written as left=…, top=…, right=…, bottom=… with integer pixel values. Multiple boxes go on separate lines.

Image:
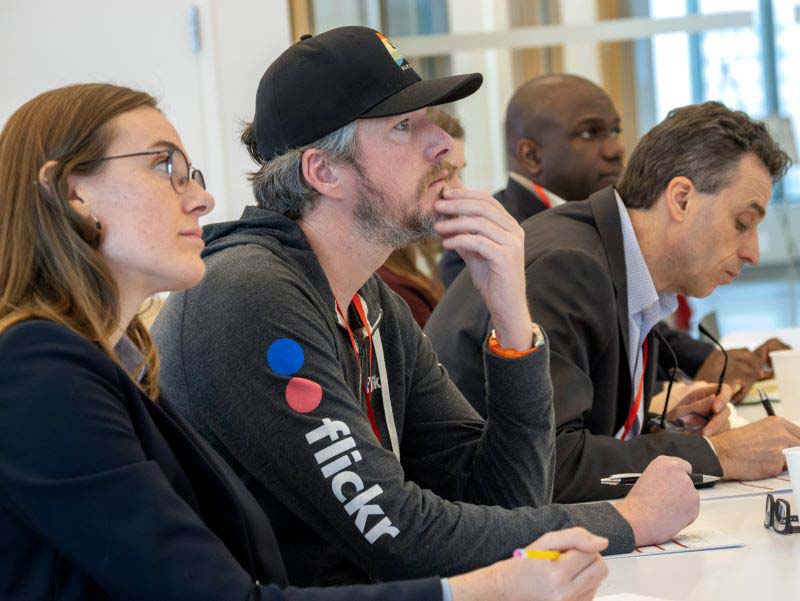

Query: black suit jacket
left=427, top=187, right=722, bottom=503
left=440, top=177, right=549, bottom=288
left=0, top=320, right=441, bottom=600
left=440, top=178, right=715, bottom=377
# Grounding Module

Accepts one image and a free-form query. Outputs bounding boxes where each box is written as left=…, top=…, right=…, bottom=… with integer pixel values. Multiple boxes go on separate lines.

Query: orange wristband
left=488, top=332, right=539, bottom=358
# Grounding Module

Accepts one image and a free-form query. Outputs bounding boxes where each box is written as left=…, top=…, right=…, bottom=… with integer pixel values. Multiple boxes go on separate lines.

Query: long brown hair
left=0, top=83, right=161, bottom=399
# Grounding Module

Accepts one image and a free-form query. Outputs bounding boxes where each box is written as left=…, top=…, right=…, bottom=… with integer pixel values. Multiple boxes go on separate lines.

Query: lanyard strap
left=621, top=338, right=649, bottom=440
left=532, top=182, right=552, bottom=209
left=336, top=296, right=382, bottom=443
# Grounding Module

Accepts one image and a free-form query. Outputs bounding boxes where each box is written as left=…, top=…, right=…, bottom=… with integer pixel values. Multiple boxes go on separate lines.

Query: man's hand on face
left=710, top=416, right=800, bottom=481
left=665, top=382, right=732, bottom=436
left=614, top=456, right=700, bottom=547
left=434, top=187, right=533, bottom=352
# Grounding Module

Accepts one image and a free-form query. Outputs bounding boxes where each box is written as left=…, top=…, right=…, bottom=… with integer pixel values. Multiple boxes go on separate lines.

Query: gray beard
left=353, top=172, right=439, bottom=249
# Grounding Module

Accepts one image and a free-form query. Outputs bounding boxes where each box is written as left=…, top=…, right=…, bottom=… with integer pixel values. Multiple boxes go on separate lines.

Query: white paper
left=607, top=527, right=743, bottom=559
left=594, top=593, right=670, bottom=601
left=699, top=472, right=792, bottom=501
left=739, top=378, right=780, bottom=404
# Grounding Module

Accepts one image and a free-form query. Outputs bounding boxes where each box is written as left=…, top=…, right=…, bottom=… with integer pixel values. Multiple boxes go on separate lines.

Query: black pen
left=757, top=386, right=776, bottom=417
left=601, top=472, right=720, bottom=487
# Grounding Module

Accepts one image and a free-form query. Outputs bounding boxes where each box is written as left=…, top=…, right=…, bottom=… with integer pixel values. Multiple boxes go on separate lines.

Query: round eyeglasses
left=764, top=493, right=800, bottom=535
left=94, top=147, right=205, bottom=194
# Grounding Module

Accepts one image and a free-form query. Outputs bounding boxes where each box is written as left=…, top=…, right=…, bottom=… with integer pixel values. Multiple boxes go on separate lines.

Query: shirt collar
left=614, top=190, right=677, bottom=321
left=508, top=172, right=567, bottom=207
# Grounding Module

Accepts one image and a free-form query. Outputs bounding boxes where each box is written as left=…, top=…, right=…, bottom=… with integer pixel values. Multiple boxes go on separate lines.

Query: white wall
left=0, top=0, right=292, bottom=222
left=446, top=0, right=514, bottom=193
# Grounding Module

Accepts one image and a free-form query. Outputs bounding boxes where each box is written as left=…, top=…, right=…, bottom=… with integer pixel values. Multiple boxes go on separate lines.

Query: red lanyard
left=336, top=296, right=382, bottom=443
left=621, top=338, right=649, bottom=440
left=532, top=182, right=552, bottom=209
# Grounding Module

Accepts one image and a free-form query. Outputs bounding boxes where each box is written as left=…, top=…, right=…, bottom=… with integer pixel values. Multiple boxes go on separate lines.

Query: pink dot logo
left=285, top=377, right=323, bottom=413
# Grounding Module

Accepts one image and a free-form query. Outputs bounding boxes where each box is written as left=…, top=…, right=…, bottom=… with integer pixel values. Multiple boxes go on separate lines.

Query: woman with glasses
left=0, top=83, right=608, bottom=600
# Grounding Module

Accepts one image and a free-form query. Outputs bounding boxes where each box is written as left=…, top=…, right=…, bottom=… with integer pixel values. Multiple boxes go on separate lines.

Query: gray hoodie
left=152, top=206, right=633, bottom=587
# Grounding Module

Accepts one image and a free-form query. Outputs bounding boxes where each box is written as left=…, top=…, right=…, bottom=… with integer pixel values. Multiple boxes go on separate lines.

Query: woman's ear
left=38, top=160, right=89, bottom=213
left=37, top=160, right=60, bottom=199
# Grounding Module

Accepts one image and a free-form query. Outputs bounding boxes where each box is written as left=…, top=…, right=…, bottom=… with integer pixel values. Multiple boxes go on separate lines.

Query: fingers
left=651, top=454, right=692, bottom=474
left=668, top=401, right=711, bottom=422
left=440, top=232, right=505, bottom=264
left=562, top=555, right=609, bottom=601
left=436, top=191, right=521, bottom=233
left=713, top=383, right=733, bottom=410
left=434, top=214, right=517, bottom=248
left=552, top=549, right=603, bottom=587
left=756, top=338, right=791, bottom=363
left=669, top=383, right=730, bottom=423
left=678, top=383, right=718, bottom=404
left=529, top=527, right=608, bottom=554
left=780, top=417, right=800, bottom=439
left=726, top=350, right=761, bottom=382
left=702, top=403, right=731, bottom=436
left=731, top=382, right=747, bottom=404
left=669, top=393, right=715, bottom=420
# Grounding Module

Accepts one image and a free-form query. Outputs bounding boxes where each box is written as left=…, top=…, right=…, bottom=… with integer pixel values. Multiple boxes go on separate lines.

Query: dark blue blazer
left=0, top=320, right=441, bottom=600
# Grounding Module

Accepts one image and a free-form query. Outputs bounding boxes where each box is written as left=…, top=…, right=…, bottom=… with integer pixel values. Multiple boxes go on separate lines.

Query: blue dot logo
left=267, top=338, right=305, bottom=376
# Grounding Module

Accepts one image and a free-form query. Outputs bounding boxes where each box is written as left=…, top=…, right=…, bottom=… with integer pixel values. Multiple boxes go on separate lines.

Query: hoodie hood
left=202, top=206, right=311, bottom=259
left=201, top=206, right=334, bottom=301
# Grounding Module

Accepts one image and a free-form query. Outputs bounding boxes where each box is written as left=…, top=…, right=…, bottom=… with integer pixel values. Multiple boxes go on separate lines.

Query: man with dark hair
left=152, top=26, right=698, bottom=590
left=428, top=101, right=800, bottom=503
left=437, top=73, right=785, bottom=400
left=439, top=74, right=624, bottom=287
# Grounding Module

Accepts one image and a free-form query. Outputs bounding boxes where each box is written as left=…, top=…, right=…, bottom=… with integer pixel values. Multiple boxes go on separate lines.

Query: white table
left=598, top=493, right=800, bottom=600
left=734, top=397, right=800, bottom=427
left=597, top=402, right=800, bottom=600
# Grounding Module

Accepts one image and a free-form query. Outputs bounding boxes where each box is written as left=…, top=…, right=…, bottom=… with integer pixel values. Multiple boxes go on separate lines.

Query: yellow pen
left=512, top=549, right=561, bottom=560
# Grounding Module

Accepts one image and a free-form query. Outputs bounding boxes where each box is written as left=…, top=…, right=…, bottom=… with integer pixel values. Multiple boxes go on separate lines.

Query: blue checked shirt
left=615, top=192, right=677, bottom=438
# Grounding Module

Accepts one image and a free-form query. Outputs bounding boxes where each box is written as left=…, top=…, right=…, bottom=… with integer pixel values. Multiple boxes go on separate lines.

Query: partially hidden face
left=69, top=106, right=214, bottom=296
left=677, top=153, right=772, bottom=298
left=348, top=108, right=454, bottom=248
left=538, top=88, right=625, bottom=200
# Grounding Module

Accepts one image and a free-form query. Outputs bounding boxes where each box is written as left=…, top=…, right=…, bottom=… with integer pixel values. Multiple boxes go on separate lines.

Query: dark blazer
left=0, top=320, right=441, bottom=600
left=439, top=177, right=549, bottom=288
left=440, top=178, right=715, bottom=377
left=426, top=187, right=723, bottom=503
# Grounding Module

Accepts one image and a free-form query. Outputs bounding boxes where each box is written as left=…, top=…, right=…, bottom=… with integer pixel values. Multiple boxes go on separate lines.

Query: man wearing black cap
left=153, top=26, right=698, bottom=588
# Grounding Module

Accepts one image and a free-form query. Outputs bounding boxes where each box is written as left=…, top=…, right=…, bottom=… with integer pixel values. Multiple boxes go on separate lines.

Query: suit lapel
left=588, top=187, right=632, bottom=381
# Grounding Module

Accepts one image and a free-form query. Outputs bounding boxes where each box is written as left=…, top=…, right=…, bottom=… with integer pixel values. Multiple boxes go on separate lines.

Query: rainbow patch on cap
left=376, top=32, right=411, bottom=71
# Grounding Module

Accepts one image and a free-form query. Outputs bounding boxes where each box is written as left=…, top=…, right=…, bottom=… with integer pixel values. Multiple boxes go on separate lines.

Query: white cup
left=770, top=349, right=800, bottom=408
left=783, top=446, right=800, bottom=502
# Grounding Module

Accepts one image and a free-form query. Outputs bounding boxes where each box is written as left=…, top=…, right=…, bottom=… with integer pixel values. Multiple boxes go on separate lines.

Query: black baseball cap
left=253, top=26, right=483, bottom=161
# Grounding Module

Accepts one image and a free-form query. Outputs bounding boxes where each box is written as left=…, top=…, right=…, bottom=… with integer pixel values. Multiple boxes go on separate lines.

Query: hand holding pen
left=460, top=528, right=608, bottom=601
